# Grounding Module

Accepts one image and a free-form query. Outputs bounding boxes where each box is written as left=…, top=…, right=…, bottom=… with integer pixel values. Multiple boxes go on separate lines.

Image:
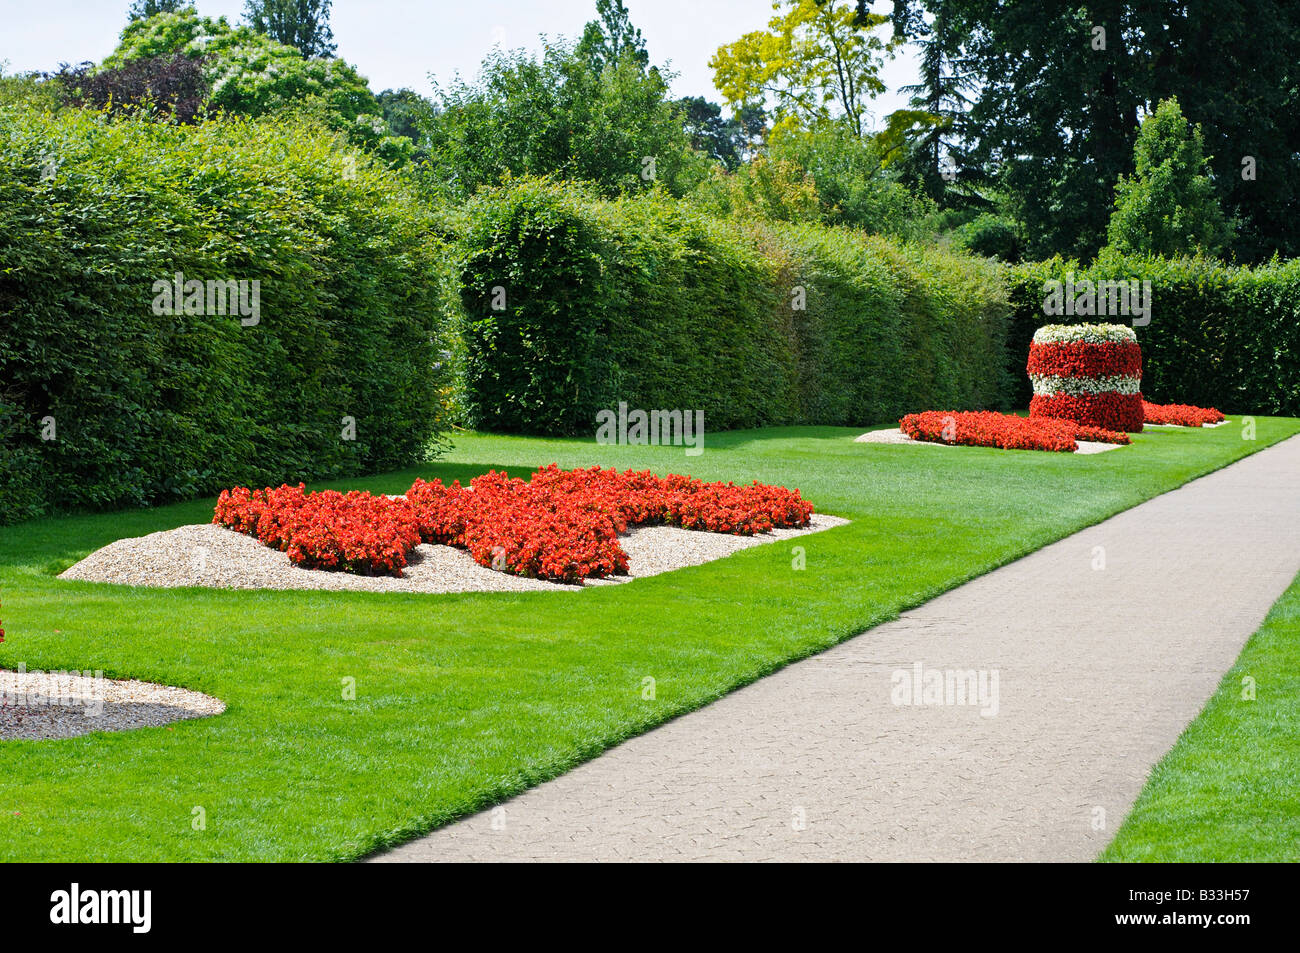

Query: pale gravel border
left=58, top=515, right=850, bottom=595
left=1, top=670, right=224, bottom=741
left=854, top=427, right=1122, bottom=454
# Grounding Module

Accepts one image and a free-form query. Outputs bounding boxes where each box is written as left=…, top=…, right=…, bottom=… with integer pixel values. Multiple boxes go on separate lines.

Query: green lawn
left=1101, top=567, right=1300, bottom=862
left=1, top=418, right=1296, bottom=861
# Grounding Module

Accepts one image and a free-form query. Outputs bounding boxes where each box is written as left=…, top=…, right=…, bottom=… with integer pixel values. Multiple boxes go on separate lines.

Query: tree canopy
left=710, top=0, right=895, bottom=138
left=243, top=0, right=336, bottom=58
left=893, top=0, right=1300, bottom=262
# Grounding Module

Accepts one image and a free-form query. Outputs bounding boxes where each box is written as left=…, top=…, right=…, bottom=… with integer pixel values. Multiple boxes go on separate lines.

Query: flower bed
left=899, top=411, right=1131, bottom=453
left=1028, top=324, right=1144, bottom=432
left=1143, top=401, right=1226, bottom=427
left=214, top=466, right=814, bottom=582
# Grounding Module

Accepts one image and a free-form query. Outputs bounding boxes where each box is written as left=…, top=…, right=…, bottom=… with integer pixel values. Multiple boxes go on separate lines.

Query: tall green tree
left=888, top=2, right=980, bottom=205
left=1106, top=98, right=1232, bottom=257
left=576, top=0, right=648, bottom=72
left=243, top=0, right=335, bottom=58
left=128, top=0, right=187, bottom=20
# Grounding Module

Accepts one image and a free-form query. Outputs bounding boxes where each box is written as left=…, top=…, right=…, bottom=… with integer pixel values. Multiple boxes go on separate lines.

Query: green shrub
left=1007, top=254, right=1300, bottom=414
left=0, top=106, right=449, bottom=524
left=457, top=177, right=1010, bottom=435
left=951, top=213, right=1023, bottom=262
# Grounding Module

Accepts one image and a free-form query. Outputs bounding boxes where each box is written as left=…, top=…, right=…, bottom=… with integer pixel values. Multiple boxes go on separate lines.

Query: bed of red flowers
left=213, top=465, right=814, bottom=582
left=900, top=411, right=1131, bottom=453
left=1143, top=400, right=1226, bottom=427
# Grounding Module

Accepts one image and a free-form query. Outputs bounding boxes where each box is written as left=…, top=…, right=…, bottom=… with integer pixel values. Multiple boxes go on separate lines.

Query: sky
left=0, top=0, right=920, bottom=130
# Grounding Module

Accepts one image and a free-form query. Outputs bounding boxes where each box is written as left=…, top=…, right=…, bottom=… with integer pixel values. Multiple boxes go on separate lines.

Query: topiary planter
left=1028, top=324, right=1144, bottom=432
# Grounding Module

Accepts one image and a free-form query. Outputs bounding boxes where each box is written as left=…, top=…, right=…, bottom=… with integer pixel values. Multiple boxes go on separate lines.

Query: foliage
left=888, top=2, right=981, bottom=205
left=243, top=0, right=336, bottom=58
left=689, top=156, right=821, bottom=223
left=768, top=120, right=934, bottom=237
left=103, top=9, right=408, bottom=160
left=710, top=0, right=895, bottom=137
left=422, top=41, right=703, bottom=198
left=0, top=106, right=450, bottom=524
left=0, top=68, right=64, bottom=111
left=676, top=96, right=761, bottom=170
left=950, top=212, right=1022, bottom=261
left=893, top=0, right=1300, bottom=263
left=54, top=54, right=209, bottom=123
left=1106, top=98, right=1233, bottom=258
left=575, top=0, right=648, bottom=72
left=127, top=0, right=188, bottom=20
left=455, top=177, right=1010, bottom=435
left=375, top=87, right=436, bottom=155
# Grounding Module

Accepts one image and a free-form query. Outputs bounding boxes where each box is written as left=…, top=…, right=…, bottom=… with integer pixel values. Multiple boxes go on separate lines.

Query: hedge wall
left=1008, top=255, right=1300, bottom=414
left=0, top=107, right=449, bottom=524
left=456, top=178, right=1011, bottom=435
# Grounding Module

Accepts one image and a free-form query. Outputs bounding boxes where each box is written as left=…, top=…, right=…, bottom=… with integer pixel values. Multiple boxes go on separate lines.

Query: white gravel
left=0, top=669, right=224, bottom=741
left=58, top=515, right=849, bottom=595
left=854, top=427, right=1122, bottom=454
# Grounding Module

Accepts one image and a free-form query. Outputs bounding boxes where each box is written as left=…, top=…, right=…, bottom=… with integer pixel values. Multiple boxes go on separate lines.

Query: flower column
left=1028, top=323, right=1144, bottom=432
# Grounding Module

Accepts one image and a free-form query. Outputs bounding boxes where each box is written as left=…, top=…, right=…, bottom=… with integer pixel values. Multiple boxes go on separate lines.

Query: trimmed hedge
left=0, top=107, right=449, bottom=524
left=457, top=178, right=1011, bottom=435
left=1008, top=255, right=1300, bottom=414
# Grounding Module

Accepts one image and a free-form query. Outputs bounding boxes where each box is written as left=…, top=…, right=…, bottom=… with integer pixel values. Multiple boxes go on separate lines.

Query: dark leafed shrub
left=457, top=177, right=1011, bottom=435
left=1007, top=255, right=1300, bottom=414
left=0, top=106, right=450, bottom=524
left=54, top=54, right=209, bottom=123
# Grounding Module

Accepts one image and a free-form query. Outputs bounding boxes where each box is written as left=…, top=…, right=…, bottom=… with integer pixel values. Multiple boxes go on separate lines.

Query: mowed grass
left=1, top=419, right=1296, bottom=861
left=1102, top=567, right=1300, bottom=862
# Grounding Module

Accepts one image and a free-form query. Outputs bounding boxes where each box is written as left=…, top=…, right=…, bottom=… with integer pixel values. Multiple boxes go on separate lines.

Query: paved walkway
left=371, top=435, right=1300, bottom=862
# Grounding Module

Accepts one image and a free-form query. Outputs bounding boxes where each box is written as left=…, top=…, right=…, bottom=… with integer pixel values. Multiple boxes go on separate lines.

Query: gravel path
left=855, top=427, right=1122, bottom=454
left=369, top=434, right=1300, bottom=862
left=1, top=670, right=224, bottom=741
left=59, top=516, right=848, bottom=594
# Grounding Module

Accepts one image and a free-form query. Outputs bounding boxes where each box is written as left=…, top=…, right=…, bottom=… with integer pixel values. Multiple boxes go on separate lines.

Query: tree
left=893, top=0, right=1300, bottom=261
left=576, top=0, right=648, bottom=73
left=710, top=0, right=895, bottom=137
left=376, top=88, right=437, bottom=151
left=888, top=2, right=980, bottom=205
left=128, top=0, right=188, bottom=20
left=767, top=119, right=933, bottom=236
left=423, top=41, right=703, bottom=198
left=676, top=96, right=762, bottom=169
left=243, top=0, right=335, bottom=58
left=1106, top=98, right=1232, bottom=257
left=104, top=10, right=412, bottom=162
